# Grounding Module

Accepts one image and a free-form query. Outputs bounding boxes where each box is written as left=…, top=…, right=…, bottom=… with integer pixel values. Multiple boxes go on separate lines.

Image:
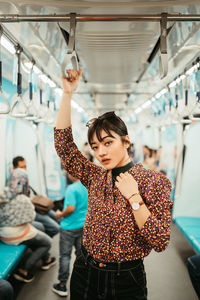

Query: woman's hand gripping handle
left=56, top=69, right=82, bottom=129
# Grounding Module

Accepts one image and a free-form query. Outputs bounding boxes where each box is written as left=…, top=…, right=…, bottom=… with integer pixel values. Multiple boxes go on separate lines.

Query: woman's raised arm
left=56, top=69, right=82, bottom=129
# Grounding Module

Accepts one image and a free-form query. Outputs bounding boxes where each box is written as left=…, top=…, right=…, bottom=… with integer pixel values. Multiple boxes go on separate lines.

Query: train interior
left=0, top=0, right=200, bottom=299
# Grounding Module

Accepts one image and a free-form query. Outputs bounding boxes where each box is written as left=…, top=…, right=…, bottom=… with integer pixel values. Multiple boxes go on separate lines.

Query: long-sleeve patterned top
left=54, top=127, right=173, bottom=262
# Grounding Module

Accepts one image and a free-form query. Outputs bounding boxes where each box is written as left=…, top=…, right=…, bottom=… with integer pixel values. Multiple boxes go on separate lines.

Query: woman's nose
left=98, top=145, right=107, bottom=156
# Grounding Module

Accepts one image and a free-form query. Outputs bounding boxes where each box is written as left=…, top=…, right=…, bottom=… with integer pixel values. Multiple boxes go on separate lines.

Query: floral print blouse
left=54, top=126, right=173, bottom=262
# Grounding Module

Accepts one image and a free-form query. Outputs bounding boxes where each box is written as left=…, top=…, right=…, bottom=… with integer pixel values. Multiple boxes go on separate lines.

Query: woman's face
left=90, top=129, right=130, bottom=169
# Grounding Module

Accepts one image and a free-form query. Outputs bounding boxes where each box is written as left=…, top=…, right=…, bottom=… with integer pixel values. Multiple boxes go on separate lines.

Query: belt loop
left=82, top=247, right=89, bottom=266
left=85, top=253, right=90, bottom=265
left=117, top=262, right=121, bottom=276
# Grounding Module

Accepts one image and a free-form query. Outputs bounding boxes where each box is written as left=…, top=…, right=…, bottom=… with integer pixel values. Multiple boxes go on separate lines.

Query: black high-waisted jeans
left=70, top=246, right=148, bottom=300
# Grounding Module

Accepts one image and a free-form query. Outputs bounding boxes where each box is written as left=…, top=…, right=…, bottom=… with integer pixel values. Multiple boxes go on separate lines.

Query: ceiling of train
left=0, top=0, right=200, bottom=118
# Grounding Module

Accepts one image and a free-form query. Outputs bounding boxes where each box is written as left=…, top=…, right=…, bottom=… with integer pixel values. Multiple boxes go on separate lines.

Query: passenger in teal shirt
left=52, top=174, right=88, bottom=297
left=60, top=180, right=88, bottom=230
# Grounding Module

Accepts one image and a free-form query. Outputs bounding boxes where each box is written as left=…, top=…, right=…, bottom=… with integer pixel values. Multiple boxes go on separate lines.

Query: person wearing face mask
left=54, top=69, right=173, bottom=300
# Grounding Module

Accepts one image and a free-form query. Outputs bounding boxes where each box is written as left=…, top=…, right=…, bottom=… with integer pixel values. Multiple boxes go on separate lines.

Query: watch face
left=132, top=202, right=140, bottom=210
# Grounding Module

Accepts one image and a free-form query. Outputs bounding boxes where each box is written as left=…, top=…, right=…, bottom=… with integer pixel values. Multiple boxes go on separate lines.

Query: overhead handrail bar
left=10, top=45, right=28, bottom=118
left=0, top=26, right=10, bottom=114
left=159, top=13, right=168, bottom=79
left=73, top=91, right=152, bottom=95
left=61, top=13, right=79, bottom=76
left=0, top=14, right=200, bottom=22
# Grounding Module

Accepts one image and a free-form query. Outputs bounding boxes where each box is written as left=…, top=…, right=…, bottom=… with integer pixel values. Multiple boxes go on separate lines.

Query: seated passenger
left=10, top=156, right=60, bottom=237
left=0, top=279, right=14, bottom=300
left=187, top=254, right=200, bottom=298
left=0, top=168, right=56, bottom=283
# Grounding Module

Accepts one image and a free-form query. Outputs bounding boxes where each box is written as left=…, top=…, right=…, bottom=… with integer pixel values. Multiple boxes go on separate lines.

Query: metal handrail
left=0, top=14, right=200, bottom=22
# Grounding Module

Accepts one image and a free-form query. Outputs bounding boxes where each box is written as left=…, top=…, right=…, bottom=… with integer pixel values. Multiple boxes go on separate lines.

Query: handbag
left=0, top=194, right=36, bottom=227
left=30, top=186, right=54, bottom=215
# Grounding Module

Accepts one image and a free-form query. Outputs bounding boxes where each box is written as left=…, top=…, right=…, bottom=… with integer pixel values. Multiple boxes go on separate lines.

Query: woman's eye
left=105, top=141, right=112, bottom=146
left=92, top=146, right=97, bottom=151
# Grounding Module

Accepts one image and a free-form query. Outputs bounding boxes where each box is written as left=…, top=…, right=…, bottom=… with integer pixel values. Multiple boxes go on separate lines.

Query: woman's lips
left=102, top=159, right=111, bottom=165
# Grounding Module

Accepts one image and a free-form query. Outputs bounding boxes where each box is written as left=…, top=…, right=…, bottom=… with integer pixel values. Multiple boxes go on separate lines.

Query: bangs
left=95, top=121, right=115, bottom=143
left=88, top=118, right=127, bottom=146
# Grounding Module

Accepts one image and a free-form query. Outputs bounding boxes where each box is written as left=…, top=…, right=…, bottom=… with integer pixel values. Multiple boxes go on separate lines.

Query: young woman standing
left=54, top=69, right=173, bottom=300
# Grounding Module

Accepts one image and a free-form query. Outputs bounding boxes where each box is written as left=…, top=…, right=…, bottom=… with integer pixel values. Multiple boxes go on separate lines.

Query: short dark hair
left=87, top=111, right=130, bottom=152
left=13, top=156, right=25, bottom=168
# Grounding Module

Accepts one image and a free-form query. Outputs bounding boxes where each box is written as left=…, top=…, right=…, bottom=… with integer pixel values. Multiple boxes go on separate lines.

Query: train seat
left=174, top=217, right=200, bottom=253
left=0, top=241, right=27, bottom=279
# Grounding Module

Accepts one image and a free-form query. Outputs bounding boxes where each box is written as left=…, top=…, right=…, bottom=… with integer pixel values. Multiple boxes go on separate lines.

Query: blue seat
left=174, top=217, right=200, bottom=253
left=0, top=241, right=26, bottom=279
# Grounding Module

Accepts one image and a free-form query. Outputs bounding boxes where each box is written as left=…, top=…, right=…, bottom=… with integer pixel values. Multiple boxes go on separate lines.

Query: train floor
left=11, top=222, right=198, bottom=300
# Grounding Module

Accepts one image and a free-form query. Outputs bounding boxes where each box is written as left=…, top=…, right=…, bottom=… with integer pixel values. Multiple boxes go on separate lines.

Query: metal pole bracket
left=61, top=13, right=79, bottom=77
left=159, top=12, right=168, bottom=79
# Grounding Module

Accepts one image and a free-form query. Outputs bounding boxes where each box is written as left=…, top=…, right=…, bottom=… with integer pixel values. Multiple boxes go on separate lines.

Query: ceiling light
left=135, top=107, right=142, bottom=114
left=186, top=66, right=196, bottom=75
left=181, top=119, right=192, bottom=124
left=39, top=74, right=49, bottom=84
left=1, top=36, right=15, bottom=54
left=169, top=80, right=176, bottom=88
left=33, top=65, right=41, bottom=74
left=155, top=92, right=161, bottom=99
left=47, top=78, right=56, bottom=88
left=71, top=100, right=84, bottom=113
left=24, top=62, right=42, bottom=75
left=142, top=100, right=151, bottom=109
left=24, top=61, right=33, bottom=69
left=180, top=74, right=186, bottom=80
left=160, top=88, right=167, bottom=95
left=55, top=88, right=62, bottom=96
left=161, top=126, right=166, bottom=132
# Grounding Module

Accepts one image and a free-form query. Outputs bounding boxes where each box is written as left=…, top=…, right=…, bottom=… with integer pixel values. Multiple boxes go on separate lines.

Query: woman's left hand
left=115, top=172, right=139, bottom=200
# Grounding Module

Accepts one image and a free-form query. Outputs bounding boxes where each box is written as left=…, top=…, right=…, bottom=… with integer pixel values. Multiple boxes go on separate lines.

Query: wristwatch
left=131, top=200, right=145, bottom=211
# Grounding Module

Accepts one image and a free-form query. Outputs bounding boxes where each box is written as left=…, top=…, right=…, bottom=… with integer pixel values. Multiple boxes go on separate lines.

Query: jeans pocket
left=128, top=263, right=147, bottom=289
left=74, top=251, right=87, bottom=269
left=76, top=248, right=83, bottom=259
